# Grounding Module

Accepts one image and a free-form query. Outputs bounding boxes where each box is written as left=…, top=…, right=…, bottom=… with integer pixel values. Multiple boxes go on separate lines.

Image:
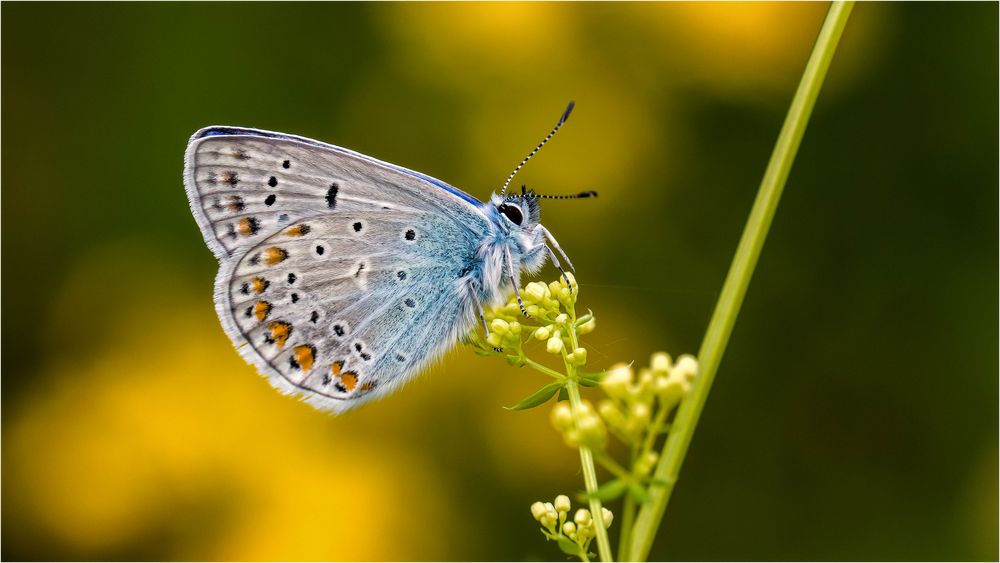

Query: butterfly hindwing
left=184, top=128, right=490, bottom=412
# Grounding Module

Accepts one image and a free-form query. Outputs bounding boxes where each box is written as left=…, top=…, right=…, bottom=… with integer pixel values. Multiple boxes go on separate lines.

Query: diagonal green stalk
left=627, top=2, right=855, bottom=560
left=564, top=314, right=615, bottom=562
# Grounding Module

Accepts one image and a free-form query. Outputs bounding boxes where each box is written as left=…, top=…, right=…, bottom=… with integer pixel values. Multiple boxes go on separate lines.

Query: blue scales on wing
left=183, top=128, right=490, bottom=412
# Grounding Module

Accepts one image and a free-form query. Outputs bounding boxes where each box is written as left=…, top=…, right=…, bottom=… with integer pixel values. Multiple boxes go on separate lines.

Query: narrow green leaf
left=505, top=381, right=563, bottom=411
left=556, top=536, right=581, bottom=557
left=628, top=482, right=650, bottom=503
left=586, top=478, right=627, bottom=502
left=558, top=387, right=569, bottom=401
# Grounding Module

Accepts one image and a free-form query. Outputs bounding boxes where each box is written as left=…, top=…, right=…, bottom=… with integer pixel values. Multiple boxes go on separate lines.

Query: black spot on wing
left=326, top=184, right=339, bottom=209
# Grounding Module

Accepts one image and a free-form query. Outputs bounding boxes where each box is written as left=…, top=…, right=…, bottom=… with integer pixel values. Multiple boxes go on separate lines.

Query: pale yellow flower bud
left=600, top=363, right=632, bottom=399
left=578, top=317, right=596, bottom=334
left=574, top=508, right=592, bottom=527
left=560, top=271, right=578, bottom=291
left=550, top=402, right=573, bottom=430
left=546, top=335, right=565, bottom=354
left=533, top=326, right=551, bottom=340
left=554, top=313, right=569, bottom=324
left=673, top=354, right=699, bottom=382
left=598, top=400, right=627, bottom=428
left=486, top=332, right=502, bottom=347
left=541, top=513, right=557, bottom=530
left=655, top=374, right=689, bottom=409
left=524, top=282, right=548, bottom=303
left=636, top=451, right=658, bottom=475
left=531, top=501, right=547, bottom=521
left=508, top=321, right=522, bottom=336
left=576, top=410, right=606, bottom=449
left=601, top=507, right=614, bottom=528
left=554, top=494, right=571, bottom=514
left=637, top=368, right=655, bottom=393
left=650, top=351, right=672, bottom=374
left=562, top=521, right=577, bottom=536
left=627, top=402, right=651, bottom=433
left=490, top=318, right=510, bottom=334
left=548, top=280, right=563, bottom=297
left=571, top=347, right=587, bottom=365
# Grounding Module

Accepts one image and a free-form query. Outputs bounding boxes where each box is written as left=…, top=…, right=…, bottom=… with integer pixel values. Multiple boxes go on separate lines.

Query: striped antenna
left=498, top=101, right=575, bottom=198
left=518, top=185, right=597, bottom=200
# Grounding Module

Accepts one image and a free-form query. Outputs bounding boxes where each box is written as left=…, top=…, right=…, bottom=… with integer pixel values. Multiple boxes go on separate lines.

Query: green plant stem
left=617, top=446, right=638, bottom=561
left=523, top=356, right=568, bottom=380
left=627, top=3, right=855, bottom=560
left=565, top=379, right=614, bottom=562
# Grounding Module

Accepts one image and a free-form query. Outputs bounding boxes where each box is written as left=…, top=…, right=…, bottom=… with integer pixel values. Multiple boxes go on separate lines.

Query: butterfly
left=183, top=102, right=595, bottom=413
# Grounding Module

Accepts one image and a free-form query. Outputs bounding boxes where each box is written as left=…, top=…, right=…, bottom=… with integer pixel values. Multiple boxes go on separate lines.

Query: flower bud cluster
left=484, top=317, right=524, bottom=351
left=471, top=275, right=593, bottom=368
left=597, top=353, right=699, bottom=459
left=531, top=495, right=613, bottom=554
left=550, top=400, right=606, bottom=450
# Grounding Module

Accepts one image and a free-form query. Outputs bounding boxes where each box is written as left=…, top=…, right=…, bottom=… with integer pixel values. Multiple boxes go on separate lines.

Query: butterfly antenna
left=498, top=101, right=575, bottom=198
left=519, top=184, right=597, bottom=200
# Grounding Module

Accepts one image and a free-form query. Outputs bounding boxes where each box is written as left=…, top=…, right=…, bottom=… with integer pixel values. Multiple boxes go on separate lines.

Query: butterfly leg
left=471, top=293, right=503, bottom=352
left=538, top=225, right=575, bottom=272
left=544, top=245, right=574, bottom=290
left=504, top=247, right=531, bottom=318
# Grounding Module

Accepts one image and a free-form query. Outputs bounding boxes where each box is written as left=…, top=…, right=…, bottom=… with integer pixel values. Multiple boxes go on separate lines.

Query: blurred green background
left=2, top=2, right=997, bottom=561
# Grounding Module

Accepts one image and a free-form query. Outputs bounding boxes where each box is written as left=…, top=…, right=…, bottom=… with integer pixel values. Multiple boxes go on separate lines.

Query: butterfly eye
left=498, top=203, right=524, bottom=226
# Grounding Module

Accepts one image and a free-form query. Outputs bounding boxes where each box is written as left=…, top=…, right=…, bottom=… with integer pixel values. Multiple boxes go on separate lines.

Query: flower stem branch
left=565, top=379, right=614, bottom=562
left=627, top=2, right=855, bottom=560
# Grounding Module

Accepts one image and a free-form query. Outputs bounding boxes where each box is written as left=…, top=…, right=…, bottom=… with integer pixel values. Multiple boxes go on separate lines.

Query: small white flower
left=650, top=351, right=672, bottom=374
left=486, top=332, right=502, bottom=347
left=550, top=402, right=573, bottom=430
left=600, top=363, right=632, bottom=398
left=546, top=336, right=565, bottom=354
left=673, top=354, right=699, bottom=382
left=490, top=318, right=510, bottom=335
left=533, top=326, right=551, bottom=340
left=524, top=282, right=548, bottom=303
left=530, top=501, right=547, bottom=521
left=554, top=494, right=571, bottom=514
left=601, top=507, right=614, bottom=528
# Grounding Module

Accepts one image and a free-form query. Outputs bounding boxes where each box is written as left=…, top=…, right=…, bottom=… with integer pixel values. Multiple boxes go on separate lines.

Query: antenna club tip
left=579, top=190, right=598, bottom=198
left=560, top=101, right=576, bottom=124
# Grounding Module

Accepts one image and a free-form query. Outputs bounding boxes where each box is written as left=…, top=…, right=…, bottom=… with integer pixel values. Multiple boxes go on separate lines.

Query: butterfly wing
left=184, top=127, right=490, bottom=412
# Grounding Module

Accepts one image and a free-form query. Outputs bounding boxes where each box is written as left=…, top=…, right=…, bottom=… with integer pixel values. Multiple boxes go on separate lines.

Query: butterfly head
left=491, top=190, right=542, bottom=232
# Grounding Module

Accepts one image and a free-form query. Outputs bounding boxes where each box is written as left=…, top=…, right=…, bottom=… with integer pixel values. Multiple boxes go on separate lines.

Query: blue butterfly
left=183, top=102, right=594, bottom=413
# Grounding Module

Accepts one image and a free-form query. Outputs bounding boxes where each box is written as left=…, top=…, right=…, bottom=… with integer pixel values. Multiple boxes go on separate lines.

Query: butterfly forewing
left=184, top=128, right=489, bottom=412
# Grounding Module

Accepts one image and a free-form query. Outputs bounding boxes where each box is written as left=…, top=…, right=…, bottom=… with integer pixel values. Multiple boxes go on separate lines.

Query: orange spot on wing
left=285, top=224, right=311, bottom=237
left=341, top=371, right=358, bottom=392
left=239, top=217, right=253, bottom=237
left=254, top=301, right=271, bottom=321
left=331, top=361, right=344, bottom=377
left=251, top=277, right=269, bottom=294
left=268, top=321, right=292, bottom=348
left=293, top=345, right=315, bottom=371
left=359, top=381, right=375, bottom=394
left=263, top=247, right=287, bottom=265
